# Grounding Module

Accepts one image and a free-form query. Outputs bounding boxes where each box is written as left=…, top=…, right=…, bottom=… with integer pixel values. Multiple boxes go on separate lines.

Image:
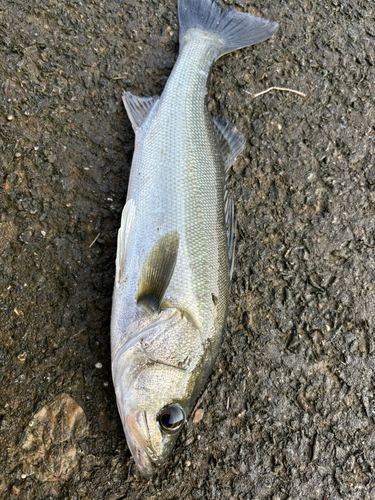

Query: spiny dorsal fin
left=213, top=116, right=246, bottom=173
left=137, top=232, right=179, bottom=312
left=122, top=92, right=159, bottom=132
left=116, top=198, right=136, bottom=284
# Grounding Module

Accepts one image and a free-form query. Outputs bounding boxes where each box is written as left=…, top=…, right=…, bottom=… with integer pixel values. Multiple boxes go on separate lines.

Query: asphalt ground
left=0, top=0, right=374, bottom=498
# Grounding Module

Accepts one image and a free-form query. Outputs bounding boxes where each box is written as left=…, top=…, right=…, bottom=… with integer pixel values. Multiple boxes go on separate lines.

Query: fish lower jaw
left=134, top=450, right=170, bottom=479
left=133, top=445, right=171, bottom=478
left=129, top=441, right=155, bottom=479
left=135, top=456, right=154, bottom=480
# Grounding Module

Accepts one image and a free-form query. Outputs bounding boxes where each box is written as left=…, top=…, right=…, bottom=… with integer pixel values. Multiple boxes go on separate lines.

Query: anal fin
left=137, top=232, right=179, bottom=312
left=224, top=192, right=237, bottom=282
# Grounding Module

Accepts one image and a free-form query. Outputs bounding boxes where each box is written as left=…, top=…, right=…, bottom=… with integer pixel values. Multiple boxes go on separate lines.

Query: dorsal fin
left=137, top=232, right=179, bottom=312
left=116, top=198, right=136, bottom=284
left=213, top=116, right=246, bottom=173
left=122, top=92, right=159, bottom=132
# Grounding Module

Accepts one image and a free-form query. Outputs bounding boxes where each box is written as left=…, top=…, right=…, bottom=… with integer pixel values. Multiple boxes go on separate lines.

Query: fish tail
left=178, top=0, right=278, bottom=58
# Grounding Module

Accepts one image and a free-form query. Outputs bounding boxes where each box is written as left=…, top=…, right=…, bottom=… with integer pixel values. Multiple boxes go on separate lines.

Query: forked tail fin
left=178, top=0, right=278, bottom=58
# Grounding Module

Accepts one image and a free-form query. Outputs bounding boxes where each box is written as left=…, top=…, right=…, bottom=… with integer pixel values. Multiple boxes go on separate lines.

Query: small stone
left=193, top=408, right=204, bottom=424
left=185, top=435, right=195, bottom=446
left=252, top=119, right=261, bottom=133
left=239, top=462, right=248, bottom=473
left=15, top=152, right=21, bottom=158
left=7, top=114, right=14, bottom=121
left=95, top=362, right=102, bottom=369
left=47, top=153, right=56, bottom=163
left=3, top=176, right=10, bottom=190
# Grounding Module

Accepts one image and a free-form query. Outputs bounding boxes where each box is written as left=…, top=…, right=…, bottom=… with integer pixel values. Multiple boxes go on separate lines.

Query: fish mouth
left=125, top=409, right=158, bottom=479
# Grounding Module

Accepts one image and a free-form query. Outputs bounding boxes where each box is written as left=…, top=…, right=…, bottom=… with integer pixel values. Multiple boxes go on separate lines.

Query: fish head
left=112, top=308, right=203, bottom=478
left=122, top=396, right=187, bottom=478
left=116, top=360, right=190, bottom=478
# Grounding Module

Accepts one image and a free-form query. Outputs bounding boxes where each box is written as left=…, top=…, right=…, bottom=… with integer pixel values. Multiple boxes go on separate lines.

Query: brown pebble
left=3, top=176, right=10, bottom=190
left=193, top=408, right=204, bottom=424
left=11, top=486, right=20, bottom=495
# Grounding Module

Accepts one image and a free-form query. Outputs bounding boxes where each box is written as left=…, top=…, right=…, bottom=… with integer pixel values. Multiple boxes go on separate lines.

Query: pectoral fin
left=116, top=198, right=136, bottom=284
left=137, top=232, right=179, bottom=311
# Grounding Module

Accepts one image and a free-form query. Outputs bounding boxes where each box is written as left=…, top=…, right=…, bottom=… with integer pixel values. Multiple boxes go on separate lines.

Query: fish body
left=111, top=0, right=278, bottom=478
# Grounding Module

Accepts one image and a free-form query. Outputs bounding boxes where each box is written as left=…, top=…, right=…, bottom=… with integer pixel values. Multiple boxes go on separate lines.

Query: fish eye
left=157, top=404, right=185, bottom=434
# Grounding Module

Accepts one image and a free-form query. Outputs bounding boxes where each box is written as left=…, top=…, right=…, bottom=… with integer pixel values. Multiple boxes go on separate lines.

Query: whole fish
left=111, top=0, right=278, bottom=478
